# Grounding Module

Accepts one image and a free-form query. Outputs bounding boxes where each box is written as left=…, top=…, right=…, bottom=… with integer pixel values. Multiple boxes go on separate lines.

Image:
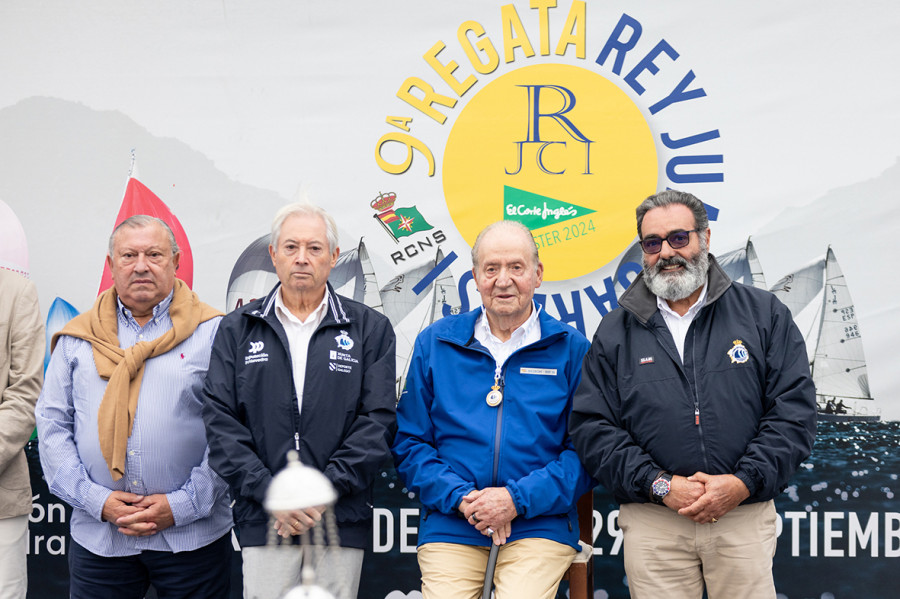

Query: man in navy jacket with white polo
left=570, top=190, right=817, bottom=599
left=202, top=203, right=396, bottom=599
left=393, top=220, right=594, bottom=599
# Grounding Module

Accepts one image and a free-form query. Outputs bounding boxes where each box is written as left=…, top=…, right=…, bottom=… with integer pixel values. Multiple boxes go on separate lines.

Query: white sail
left=746, top=240, right=767, bottom=289
left=719, top=238, right=767, bottom=289
left=358, top=241, right=383, bottom=313
left=378, top=257, right=438, bottom=328
left=769, top=256, right=826, bottom=318
left=331, top=240, right=384, bottom=313
left=225, top=234, right=276, bottom=312
left=811, top=247, right=873, bottom=401
left=428, top=248, right=462, bottom=323
left=394, top=249, right=463, bottom=397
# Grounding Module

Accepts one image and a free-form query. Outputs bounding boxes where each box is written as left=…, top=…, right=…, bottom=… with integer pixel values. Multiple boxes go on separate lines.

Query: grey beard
left=643, top=248, right=709, bottom=301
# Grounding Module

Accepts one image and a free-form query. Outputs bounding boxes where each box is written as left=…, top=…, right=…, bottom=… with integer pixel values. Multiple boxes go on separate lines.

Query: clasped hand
left=665, top=472, right=750, bottom=524
left=458, top=487, right=517, bottom=546
left=272, top=507, right=326, bottom=538
left=102, top=491, right=174, bottom=537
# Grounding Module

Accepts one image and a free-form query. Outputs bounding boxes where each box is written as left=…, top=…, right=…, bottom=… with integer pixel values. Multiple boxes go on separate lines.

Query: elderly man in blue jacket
left=393, top=220, right=594, bottom=599
left=570, top=190, right=817, bottom=599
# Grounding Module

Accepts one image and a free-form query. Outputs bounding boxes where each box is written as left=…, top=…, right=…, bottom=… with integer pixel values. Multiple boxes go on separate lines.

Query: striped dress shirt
left=36, top=292, right=233, bottom=557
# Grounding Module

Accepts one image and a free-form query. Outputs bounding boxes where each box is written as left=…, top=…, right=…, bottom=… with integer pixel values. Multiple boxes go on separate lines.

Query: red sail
left=97, top=177, right=193, bottom=295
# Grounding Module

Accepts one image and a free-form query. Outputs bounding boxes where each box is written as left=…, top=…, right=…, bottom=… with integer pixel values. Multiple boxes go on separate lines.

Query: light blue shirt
left=36, top=292, right=232, bottom=557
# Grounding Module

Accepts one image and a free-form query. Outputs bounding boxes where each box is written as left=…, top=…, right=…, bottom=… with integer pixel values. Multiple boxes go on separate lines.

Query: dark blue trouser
left=68, top=533, right=232, bottom=599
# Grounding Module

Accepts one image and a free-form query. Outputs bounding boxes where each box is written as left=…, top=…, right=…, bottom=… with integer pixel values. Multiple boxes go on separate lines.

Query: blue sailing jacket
left=392, top=307, right=594, bottom=549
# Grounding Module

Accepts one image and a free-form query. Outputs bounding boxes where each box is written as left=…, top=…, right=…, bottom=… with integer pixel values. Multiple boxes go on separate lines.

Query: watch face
left=652, top=478, right=671, bottom=497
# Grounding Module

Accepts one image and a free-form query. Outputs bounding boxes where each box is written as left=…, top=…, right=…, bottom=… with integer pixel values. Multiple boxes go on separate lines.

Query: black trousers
left=68, top=533, right=232, bottom=599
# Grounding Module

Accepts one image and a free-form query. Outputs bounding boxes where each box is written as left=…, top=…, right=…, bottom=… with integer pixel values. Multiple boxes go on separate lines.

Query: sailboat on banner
left=770, top=247, right=879, bottom=422
left=717, top=238, right=767, bottom=289
left=380, top=248, right=461, bottom=397
left=98, top=161, right=194, bottom=294
left=225, top=236, right=383, bottom=313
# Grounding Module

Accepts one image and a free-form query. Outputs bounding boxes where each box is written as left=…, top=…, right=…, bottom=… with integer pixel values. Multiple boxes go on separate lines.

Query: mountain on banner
left=97, top=175, right=194, bottom=295
left=503, top=185, right=595, bottom=230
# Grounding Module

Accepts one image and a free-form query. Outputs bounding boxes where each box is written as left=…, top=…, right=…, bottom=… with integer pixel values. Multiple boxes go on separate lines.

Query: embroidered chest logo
left=727, top=339, right=749, bottom=364
left=244, top=340, right=269, bottom=365
left=639, top=356, right=654, bottom=365
left=335, top=330, right=354, bottom=351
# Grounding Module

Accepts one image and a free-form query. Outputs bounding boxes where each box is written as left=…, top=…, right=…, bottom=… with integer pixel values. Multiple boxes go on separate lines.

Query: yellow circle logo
left=443, top=63, right=657, bottom=281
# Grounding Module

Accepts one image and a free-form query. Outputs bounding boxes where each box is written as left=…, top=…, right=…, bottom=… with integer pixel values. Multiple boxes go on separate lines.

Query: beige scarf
left=52, top=279, right=222, bottom=481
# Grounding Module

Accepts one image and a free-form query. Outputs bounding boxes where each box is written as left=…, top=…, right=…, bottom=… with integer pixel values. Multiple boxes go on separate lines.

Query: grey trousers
left=241, top=544, right=364, bottom=599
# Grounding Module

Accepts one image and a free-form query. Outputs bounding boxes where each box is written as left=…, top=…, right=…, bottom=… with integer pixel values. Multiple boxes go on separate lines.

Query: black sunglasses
left=639, top=229, right=700, bottom=254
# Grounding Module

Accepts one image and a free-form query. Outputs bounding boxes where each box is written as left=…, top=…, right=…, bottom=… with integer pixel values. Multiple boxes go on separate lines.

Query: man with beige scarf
left=36, top=215, right=233, bottom=599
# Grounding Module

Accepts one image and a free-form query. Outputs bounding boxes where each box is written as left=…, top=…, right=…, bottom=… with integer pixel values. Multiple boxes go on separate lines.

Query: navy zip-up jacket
left=570, top=255, right=816, bottom=505
left=201, top=282, right=396, bottom=548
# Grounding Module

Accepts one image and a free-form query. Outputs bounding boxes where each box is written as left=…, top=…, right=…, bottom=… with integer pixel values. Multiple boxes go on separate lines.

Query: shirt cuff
left=86, top=486, right=114, bottom=523
left=166, top=489, right=196, bottom=528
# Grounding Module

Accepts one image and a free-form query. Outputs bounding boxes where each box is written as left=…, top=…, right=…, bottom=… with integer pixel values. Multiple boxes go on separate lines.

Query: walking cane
left=481, top=540, right=499, bottom=599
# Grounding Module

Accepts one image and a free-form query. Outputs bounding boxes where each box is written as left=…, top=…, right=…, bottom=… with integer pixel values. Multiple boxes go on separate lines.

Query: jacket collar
left=253, top=281, right=352, bottom=326
left=438, top=303, right=573, bottom=347
left=618, top=253, right=732, bottom=325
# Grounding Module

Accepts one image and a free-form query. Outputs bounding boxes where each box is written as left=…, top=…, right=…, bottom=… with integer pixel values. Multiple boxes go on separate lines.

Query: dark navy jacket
left=570, top=255, right=817, bottom=505
left=201, top=282, right=396, bottom=548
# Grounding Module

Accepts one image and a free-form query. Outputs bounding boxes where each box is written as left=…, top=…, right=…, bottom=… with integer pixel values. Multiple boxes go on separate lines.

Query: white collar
left=275, top=287, right=329, bottom=326
left=656, top=284, right=708, bottom=320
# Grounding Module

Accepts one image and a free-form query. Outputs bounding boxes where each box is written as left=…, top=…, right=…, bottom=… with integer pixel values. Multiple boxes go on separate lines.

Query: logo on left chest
left=335, top=330, right=354, bottom=351
left=727, top=339, right=750, bottom=364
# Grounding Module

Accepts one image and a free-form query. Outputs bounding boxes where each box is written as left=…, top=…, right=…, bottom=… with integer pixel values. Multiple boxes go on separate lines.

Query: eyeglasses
left=639, top=229, right=700, bottom=254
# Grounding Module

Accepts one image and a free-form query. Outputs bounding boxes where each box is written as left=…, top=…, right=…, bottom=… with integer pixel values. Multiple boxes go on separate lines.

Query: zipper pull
left=694, top=407, right=700, bottom=426
left=294, top=432, right=300, bottom=450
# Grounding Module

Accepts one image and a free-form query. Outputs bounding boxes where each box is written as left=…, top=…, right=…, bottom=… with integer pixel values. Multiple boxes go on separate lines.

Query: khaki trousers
left=418, top=538, right=576, bottom=599
left=618, top=500, right=777, bottom=599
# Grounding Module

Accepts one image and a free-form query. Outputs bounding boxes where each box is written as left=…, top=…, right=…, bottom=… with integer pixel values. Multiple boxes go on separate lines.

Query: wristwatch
left=650, top=471, right=672, bottom=505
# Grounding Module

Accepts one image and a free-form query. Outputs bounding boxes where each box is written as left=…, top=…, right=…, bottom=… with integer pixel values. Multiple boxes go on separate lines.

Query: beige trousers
left=0, top=515, right=27, bottom=599
left=418, top=538, right=576, bottom=599
left=618, top=500, right=777, bottom=599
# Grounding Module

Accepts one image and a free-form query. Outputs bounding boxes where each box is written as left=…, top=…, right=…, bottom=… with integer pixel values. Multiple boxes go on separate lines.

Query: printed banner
left=5, top=2, right=898, bottom=598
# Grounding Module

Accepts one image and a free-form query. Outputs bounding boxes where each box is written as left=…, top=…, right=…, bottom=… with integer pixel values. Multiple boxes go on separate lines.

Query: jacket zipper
left=647, top=318, right=711, bottom=472
left=687, top=326, right=711, bottom=473
left=491, top=371, right=506, bottom=485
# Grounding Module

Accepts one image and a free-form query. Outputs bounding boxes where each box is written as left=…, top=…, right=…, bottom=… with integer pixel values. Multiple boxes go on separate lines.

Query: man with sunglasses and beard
left=570, top=190, right=816, bottom=599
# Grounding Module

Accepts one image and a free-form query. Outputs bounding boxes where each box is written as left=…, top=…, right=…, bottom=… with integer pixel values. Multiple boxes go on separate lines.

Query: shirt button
left=132, top=480, right=139, bottom=486
left=128, top=450, right=135, bottom=456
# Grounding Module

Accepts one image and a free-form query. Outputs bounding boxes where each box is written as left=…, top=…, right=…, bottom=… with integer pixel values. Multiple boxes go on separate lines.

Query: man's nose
left=659, top=239, right=677, bottom=259
left=294, top=247, right=309, bottom=264
left=134, top=254, right=150, bottom=271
